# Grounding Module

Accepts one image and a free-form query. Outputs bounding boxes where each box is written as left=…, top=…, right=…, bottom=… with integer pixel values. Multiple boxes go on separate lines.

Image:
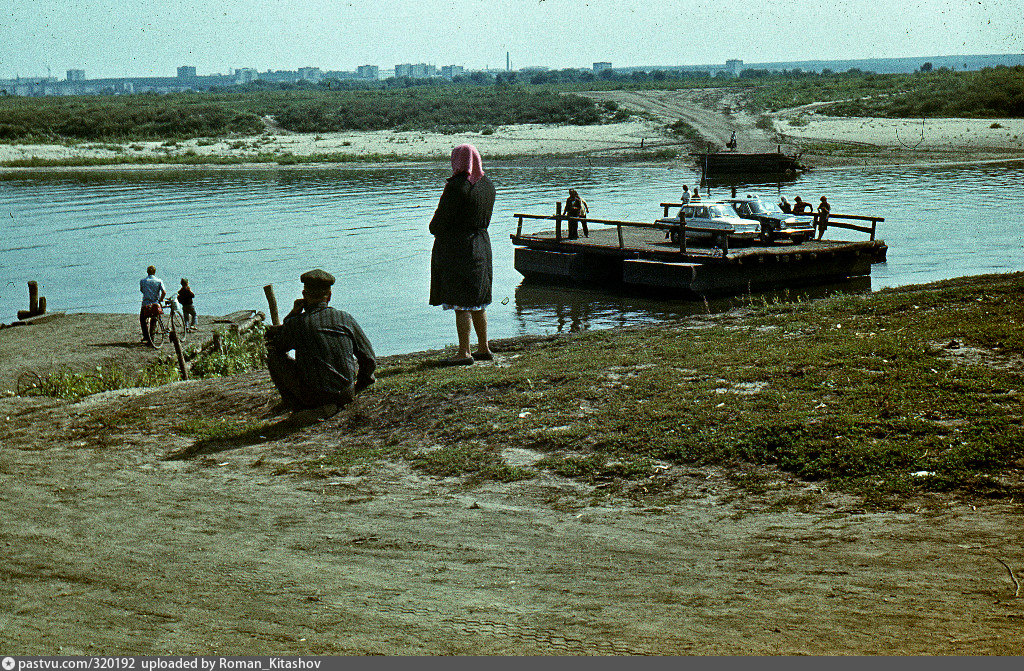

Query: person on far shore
left=264, top=269, right=376, bottom=412
left=429, top=143, right=496, bottom=366
left=139, top=265, right=166, bottom=346
left=817, top=196, right=831, bottom=239
left=792, top=196, right=812, bottom=214
left=564, top=188, right=589, bottom=239
left=177, top=278, right=197, bottom=332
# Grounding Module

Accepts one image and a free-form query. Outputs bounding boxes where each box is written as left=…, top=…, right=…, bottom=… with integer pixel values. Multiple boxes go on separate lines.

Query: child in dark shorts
left=178, top=278, right=197, bottom=331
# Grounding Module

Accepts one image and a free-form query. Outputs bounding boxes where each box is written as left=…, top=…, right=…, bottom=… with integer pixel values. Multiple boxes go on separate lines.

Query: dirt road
left=2, top=318, right=1023, bottom=654
left=581, top=89, right=781, bottom=154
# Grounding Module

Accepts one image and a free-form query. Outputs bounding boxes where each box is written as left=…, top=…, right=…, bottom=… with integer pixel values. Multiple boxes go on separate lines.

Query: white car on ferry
left=657, top=202, right=762, bottom=245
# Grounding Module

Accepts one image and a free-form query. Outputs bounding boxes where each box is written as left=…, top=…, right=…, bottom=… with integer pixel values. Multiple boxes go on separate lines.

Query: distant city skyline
left=2, top=0, right=1022, bottom=80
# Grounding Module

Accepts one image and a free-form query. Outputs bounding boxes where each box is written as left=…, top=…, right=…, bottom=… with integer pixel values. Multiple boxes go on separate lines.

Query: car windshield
left=743, top=199, right=772, bottom=215
left=708, top=205, right=734, bottom=218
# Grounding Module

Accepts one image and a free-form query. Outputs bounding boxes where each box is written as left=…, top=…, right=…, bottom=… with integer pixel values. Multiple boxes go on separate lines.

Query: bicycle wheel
left=16, top=370, right=43, bottom=397
left=170, top=312, right=186, bottom=344
left=149, top=316, right=165, bottom=348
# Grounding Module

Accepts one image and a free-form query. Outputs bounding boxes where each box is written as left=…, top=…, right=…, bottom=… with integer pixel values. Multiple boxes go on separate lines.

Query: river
left=2, top=160, right=1022, bottom=355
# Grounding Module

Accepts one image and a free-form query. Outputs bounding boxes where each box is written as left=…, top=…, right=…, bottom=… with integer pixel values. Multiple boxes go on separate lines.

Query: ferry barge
left=510, top=203, right=886, bottom=296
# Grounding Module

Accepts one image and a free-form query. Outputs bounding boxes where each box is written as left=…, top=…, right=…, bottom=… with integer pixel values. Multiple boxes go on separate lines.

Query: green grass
left=337, top=273, right=1024, bottom=504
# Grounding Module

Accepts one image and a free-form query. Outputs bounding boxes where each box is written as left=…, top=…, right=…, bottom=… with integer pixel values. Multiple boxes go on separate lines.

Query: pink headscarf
left=450, top=143, right=485, bottom=185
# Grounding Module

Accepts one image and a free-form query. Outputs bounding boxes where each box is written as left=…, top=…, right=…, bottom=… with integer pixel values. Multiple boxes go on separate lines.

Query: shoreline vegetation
left=1, top=68, right=1022, bottom=170
left=5, top=272, right=1023, bottom=510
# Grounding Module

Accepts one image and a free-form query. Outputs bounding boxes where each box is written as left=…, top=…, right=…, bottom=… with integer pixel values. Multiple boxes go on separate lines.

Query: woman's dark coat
left=429, top=173, right=495, bottom=308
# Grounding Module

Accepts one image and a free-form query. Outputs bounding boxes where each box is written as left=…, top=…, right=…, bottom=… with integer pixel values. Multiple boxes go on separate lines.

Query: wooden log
left=28, top=281, right=38, bottom=314
left=230, top=312, right=265, bottom=335
left=212, top=331, right=224, bottom=354
left=38, top=296, right=46, bottom=315
left=264, top=284, right=281, bottom=326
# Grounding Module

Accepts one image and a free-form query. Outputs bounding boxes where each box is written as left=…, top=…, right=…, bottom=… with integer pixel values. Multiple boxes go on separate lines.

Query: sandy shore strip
left=768, top=112, right=1024, bottom=166
left=0, top=119, right=668, bottom=166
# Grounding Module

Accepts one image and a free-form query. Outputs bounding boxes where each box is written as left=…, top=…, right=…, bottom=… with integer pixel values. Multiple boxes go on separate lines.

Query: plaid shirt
left=272, top=304, right=376, bottom=398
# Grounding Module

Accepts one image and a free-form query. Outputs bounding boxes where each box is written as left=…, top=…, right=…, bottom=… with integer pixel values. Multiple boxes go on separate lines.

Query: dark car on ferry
left=723, top=195, right=816, bottom=243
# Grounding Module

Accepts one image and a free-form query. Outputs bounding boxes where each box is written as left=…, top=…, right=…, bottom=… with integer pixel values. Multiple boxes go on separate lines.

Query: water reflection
left=514, top=277, right=873, bottom=335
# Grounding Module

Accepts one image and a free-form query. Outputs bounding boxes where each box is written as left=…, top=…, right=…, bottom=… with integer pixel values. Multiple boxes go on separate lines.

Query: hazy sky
left=3, top=0, right=1023, bottom=79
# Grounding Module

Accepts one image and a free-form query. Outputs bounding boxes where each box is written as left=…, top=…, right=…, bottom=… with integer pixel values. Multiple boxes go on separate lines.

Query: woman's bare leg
left=471, top=309, right=490, bottom=354
left=455, top=310, right=473, bottom=358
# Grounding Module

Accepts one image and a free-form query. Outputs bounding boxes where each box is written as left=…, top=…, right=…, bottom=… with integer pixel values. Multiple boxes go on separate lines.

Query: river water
left=2, top=160, right=1022, bottom=355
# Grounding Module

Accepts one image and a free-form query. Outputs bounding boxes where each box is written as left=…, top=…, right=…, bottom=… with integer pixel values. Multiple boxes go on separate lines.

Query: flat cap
left=300, top=268, right=335, bottom=288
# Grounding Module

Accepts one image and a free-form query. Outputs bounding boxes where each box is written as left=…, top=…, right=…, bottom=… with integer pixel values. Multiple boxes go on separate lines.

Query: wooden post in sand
left=169, top=331, right=189, bottom=381
left=28, top=281, right=39, bottom=313
left=264, top=284, right=281, bottom=326
left=18, top=281, right=46, bottom=319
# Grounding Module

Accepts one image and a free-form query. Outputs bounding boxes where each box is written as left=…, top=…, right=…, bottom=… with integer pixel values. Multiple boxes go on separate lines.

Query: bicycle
left=148, top=296, right=187, bottom=348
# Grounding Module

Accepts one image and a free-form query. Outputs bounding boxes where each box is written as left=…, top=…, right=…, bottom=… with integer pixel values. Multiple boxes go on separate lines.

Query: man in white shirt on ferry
left=139, top=265, right=166, bottom=346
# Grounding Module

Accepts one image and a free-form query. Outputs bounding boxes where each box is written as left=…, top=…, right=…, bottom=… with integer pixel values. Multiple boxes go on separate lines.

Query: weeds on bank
left=17, top=325, right=268, bottom=401
left=357, top=274, right=1024, bottom=503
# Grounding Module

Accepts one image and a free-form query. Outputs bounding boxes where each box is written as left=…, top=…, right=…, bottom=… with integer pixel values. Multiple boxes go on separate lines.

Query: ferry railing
left=512, top=212, right=731, bottom=255
left=660, top=203, right=884, bottom=240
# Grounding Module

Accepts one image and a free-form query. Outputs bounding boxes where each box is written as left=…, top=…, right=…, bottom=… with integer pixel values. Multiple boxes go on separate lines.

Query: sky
left=2, top=0, right=1023, bottom=79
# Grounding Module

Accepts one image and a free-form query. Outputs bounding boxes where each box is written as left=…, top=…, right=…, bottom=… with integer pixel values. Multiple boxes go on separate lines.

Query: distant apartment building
left=356, top=65, right=379, bottom=80
left=411, top=63, right=435, bottom=78
left=394, top=63, right=435, bottom=79
left=297, top=67, right=322, bottom=82
left=593, top=62, right=612, bottom=73
left=177, top=66, right=197, bottom=79
left=234, top=68, right=258, bottom=84
left=66, top=69, right=85, bottom=82
left=725, top=59, right=743, bottom=77
left=441, top=65, right=464, bottom=79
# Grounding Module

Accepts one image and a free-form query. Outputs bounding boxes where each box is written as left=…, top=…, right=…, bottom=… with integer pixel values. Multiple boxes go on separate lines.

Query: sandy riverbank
left=2, top=88, right=1022, bottom=170
left=0, top=119, right=665, bottom=166
left=2, top=287, right=1023, bottom=654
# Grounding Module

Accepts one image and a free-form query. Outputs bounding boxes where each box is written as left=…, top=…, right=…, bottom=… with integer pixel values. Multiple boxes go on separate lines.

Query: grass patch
left=345, top=273, right=1024, bottom=503
left=18, top=325, right=269, bottom=401
left=410, top=442, right=535, bottom=482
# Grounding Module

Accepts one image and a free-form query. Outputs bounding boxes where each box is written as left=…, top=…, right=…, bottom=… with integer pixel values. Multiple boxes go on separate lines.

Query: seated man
left=265, top=269, right=376, bottom=411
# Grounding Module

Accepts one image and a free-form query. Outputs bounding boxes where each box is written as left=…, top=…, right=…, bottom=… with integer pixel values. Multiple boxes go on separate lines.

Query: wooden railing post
left=679, top=218, right=687, bottom=254
left=617, top=224, right=624, bottom=249
left=870, top=219, right=877, bottom=241
left=516, top=216, right=523, bottom=237
left=555, top=201, right=562, bottom=241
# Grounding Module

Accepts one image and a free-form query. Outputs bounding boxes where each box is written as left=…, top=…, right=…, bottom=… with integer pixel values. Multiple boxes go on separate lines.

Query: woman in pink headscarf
left=429, top=144, right=496, bottom=365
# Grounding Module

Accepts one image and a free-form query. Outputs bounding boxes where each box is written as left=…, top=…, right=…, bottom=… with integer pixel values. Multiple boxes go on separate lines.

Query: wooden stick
left=170, top=331, right=189, bottom=381
left=28, top=281, right=38, bottom=313
left=996, top=557, right=1021, bottom=597
left=264, top=284, right=281, bottom=326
